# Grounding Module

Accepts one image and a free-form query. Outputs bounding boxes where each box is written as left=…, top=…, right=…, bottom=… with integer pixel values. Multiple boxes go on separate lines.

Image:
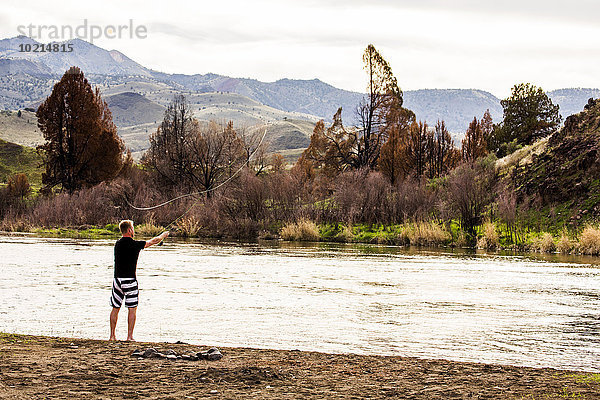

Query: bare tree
left=446, top=158, right=496, bottom=238
left=299, top=44, right=404, bottom=174
left=144, top=95, right=246, bottom=195
left=354, top=44, right=403, bottom=169
left=187, top=121, right=246, bottom=195
left=239, top=126, right=269, bottom=175
left=143, top=94, right=197, bottom=189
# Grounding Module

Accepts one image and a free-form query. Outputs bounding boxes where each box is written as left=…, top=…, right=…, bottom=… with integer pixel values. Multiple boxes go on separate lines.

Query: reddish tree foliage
left=37, top=67, right=125, bottom=193
left=462, top=117, right=488, bottom=162
left=428, top=120, right=461, bottom=179
left=6, top=173, right=31, bottom=199
left=299, top=45, right=405, bottom=175
left=378, top=107, right=415, bottom=184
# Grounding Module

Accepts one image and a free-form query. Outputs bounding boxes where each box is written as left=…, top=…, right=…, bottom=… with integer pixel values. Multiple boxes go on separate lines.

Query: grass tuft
left=477, top=221, right=499, bottom=250
left=176, top=216, right=202, bottom=237
left=578, top=225, right=600, bottom=255
left=280, top=219, right=320, bottom=242
left=556, top=233, right=573, bottom=254
left=531, top=232, right=556, bottom=253
left=405, top=221, right=451, bottom=247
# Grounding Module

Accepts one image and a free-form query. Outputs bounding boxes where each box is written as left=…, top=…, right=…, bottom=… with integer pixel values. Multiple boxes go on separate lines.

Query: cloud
left=1, top=0, right=599, bottom=97
left=300, top=0, right=600, bottom=27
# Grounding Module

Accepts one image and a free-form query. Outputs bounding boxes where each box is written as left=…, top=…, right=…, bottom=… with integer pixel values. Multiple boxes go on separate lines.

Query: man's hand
left=145, top=231, right=170, bottom=248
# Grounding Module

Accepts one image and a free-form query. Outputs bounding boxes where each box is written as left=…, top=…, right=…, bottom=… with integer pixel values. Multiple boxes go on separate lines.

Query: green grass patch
left=565, top=373, right=600, bottom=385
left=0, top=138, right=43, bottom=190
left=31, top=226, right=121, bottom=239
left=0, top=332, right=31, bottom=344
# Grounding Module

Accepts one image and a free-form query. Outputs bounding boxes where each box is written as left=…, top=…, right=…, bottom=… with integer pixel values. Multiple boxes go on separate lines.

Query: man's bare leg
left=109, top=307, right=120, bottom=341
left=127, top=307, right=137, bottom=341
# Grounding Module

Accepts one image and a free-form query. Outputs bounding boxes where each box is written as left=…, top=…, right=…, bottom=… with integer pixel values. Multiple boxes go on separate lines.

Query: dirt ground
left=0, top=334, right=599, bottom=399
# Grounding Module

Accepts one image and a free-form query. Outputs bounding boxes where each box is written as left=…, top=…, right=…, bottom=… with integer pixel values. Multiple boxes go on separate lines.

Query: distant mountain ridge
left=0, top=35, right=598, bottom=136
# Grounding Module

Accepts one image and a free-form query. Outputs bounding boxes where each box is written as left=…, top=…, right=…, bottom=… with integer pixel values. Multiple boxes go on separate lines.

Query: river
left=1, top=234, right=599, bottom=372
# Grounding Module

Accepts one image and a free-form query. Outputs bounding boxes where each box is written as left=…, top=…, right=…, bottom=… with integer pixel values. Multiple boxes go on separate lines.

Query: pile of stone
left=132, top=347, right=223, bottom=361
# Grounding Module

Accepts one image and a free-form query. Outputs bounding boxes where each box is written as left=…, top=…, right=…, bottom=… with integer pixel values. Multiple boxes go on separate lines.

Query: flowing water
left=1, top=234, right=599, bottom=371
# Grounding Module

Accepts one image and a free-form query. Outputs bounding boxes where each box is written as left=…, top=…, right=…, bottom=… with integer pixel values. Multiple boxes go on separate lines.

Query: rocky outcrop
left=512, top=97, right=600, bottom=225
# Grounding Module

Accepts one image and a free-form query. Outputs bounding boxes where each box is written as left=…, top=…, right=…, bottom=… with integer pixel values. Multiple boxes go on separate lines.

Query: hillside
left=105, top=92, right=165, bottom=127
left=0, top=92, right=317, bottom=160
left=403, top=89, right=503, bottom=137
left=1, top=35, right=597, bottom=138
left=0, top=138, right=43, bottom=187
left=0, top=109, right=43, bottom=147
left=508, top=97, right=600, bottom=228
left=101, top=88, right=319, bottom=157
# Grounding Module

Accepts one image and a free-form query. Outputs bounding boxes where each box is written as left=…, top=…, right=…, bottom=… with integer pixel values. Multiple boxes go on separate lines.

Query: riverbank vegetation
left=2, top=45, right=600, bottom=256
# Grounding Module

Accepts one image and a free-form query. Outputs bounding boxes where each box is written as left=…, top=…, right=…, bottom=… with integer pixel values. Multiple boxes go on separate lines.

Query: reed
left=0, top=217, right=33, bottom=232
left=135, top=216, right=164, bottom=237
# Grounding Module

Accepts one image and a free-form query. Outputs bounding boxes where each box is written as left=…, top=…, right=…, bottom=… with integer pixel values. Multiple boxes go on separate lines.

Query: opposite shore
left=2, top=220, right=600, bottom=259
left=1, top=333, right=599, bottom=399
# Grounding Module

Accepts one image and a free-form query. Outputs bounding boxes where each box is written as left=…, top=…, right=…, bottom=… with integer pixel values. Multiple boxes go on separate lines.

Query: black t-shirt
left=114, top=236, right=147, bottom=278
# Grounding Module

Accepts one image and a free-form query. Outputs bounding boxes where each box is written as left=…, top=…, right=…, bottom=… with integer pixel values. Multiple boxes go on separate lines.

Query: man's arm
left=144, top=231, right=169, bottom=248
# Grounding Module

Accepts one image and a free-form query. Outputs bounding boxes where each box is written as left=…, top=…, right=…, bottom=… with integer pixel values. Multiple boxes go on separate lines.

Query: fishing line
left=125, top=126, right=268, bottom=235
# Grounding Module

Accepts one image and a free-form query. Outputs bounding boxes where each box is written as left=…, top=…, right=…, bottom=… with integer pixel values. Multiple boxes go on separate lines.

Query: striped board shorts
left=110, top=278, right=139, bottom=308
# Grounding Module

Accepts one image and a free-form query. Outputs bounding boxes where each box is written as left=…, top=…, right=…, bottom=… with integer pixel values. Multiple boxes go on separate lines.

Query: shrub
left=6, top=173, right=31, bottom=199
left=579, top=225, right=600, bottom=255
left=280, top=219, right=320, bottom=242
left=176, top=216, right=201, bottom=237
left=406, top=221, right=451, bottom=246
left=105, top=223, right=120, bottom=233
left=531, top=232, right=555, bottom=253
left=333, top=224, right=354, bottom=243
left=135, top=216, right=164, bottom=237
left=477, top=221, right=499, bottom=250
left=556, top=233, right=573, bottom=254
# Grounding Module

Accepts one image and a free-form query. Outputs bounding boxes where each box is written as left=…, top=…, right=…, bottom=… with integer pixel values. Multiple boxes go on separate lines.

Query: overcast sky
left=1, top=0, right=599, bottom=97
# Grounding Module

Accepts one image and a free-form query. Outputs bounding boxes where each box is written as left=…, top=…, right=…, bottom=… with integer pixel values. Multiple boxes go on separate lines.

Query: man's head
left=119, top=220, right=135, bottom=237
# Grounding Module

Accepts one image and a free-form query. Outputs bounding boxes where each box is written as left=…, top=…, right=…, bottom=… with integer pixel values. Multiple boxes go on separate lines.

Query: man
left=109, top=219, right=169, bottom=341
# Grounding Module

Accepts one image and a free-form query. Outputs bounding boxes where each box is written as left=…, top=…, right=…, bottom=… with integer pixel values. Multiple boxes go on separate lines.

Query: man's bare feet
left=109, top=336, right=117, bottom=341
left=126, top=337, right=135, bottom=341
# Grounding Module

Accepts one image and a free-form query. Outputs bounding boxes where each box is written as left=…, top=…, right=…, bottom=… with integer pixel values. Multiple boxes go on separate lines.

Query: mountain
left=0, top=36, right=151, bottom=77
left=403, top=89, right=503, bottom=136
left=0, top=35, right=598, bottom=152
left=547, top=88, right=600, bottom=121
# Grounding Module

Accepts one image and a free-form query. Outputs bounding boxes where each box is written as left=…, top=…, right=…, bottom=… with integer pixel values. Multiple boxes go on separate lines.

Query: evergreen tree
left=37, top=67, right=125, bottom=193
left=491, top=83, right=561, bottom=156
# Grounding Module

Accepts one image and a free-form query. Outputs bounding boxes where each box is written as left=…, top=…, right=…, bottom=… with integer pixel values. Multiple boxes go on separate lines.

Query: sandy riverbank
left=0, top=334, right=598, bottom=399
